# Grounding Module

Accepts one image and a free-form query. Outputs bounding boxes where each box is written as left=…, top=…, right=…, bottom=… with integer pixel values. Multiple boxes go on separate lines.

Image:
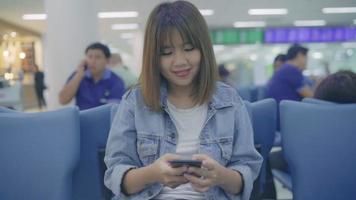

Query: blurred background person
left=314, top=70, right=356, bottom=103
left=109, top=53, right=137, bottom=90
left=59, top=42, right=125, bottom=110
left=266, top=44, right=314, bottom=103
left=273, top=54, right=287, bottom=73
left=218, top=63, right=234, bottom=86
left=33, top=64, right=47, bottom=109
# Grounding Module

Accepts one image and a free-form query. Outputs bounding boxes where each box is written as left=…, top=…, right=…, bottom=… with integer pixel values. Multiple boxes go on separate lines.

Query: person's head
left=286, top=44, right=308, bottom=70
left=109, top=53, right=123, bottom=68
left=85, top=42, right=111, bottom=76
left=314, top=70, right=356, bottom=103
left=218, top=64, right=229, bottom=80
left=140, top=0, right=217, bottom=111
left=273, top=54, right=286, bottom=71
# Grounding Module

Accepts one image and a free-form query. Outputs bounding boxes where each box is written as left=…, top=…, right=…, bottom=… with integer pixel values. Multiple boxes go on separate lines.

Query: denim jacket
left=104, top=82, right=262, bottom=200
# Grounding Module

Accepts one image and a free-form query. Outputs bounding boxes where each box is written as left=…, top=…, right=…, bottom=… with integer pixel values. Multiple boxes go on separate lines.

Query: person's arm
left=286, top=68, right=314, bottom=98
left=58, top=60, right=86, bottom=105
left=298, top=85, right=314, bottom=98
left=184, top=154, right=244, bottom=194
left=123, top=154, right=188, bottom=194
left=228, top=100, right=263, bottom=199
left=218, top=166, right=244, bottom=194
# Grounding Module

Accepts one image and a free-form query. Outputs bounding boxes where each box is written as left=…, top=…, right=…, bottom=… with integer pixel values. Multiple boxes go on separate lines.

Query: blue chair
left=256, top=85, right=267, bottom=101
left=237, top=86, right=252, bottom=102
left=280, top=100, right=356, bottom=200
left=272, top=97, right=338, bottom=191
left=302, top=97, right=336, bottom=105
left=0, top=107, right=80, bottom=200
left=73, top=104, right=116, bottom=200
left=271, top=169, right=292, bottom=191
left=244, top=99, right=277, bottom=195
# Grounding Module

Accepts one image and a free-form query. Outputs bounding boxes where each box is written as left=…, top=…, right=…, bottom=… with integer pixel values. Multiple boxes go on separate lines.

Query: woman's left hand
left=184, top=154, right=225, bottom=192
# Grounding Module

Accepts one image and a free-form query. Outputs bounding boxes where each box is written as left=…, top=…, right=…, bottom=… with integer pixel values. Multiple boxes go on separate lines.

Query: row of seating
left=0, top=104, right=118, bottom=200
left=244, top=97, right=356, bottom=200
left=1, top=98, right=355, bottom=200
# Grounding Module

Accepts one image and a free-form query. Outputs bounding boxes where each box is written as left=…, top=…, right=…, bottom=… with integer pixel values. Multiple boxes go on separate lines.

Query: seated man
left=59, top=42, right=125, bottom=110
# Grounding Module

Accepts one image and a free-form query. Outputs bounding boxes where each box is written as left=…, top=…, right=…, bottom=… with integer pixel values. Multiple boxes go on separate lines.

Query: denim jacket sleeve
left=225, top=99, right=263, bottom=200
left=104, top=93, right=141, bottom=198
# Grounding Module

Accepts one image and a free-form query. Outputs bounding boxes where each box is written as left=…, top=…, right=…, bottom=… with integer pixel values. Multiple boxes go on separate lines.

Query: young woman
left=104, top=1, right=262, bottom=199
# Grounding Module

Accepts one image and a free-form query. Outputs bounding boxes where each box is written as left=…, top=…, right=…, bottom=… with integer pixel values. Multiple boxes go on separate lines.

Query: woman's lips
left=173, top=68, right=191, bottom=78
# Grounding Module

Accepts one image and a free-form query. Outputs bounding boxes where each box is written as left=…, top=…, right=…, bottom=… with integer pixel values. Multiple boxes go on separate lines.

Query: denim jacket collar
left=159, top=81, right=234, bottom=111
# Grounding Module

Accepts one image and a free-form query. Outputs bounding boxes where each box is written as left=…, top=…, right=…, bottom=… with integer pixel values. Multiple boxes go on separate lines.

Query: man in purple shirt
left=59, top=42, right=125, bottom=110
left=266, top=44, right=313, bottom=103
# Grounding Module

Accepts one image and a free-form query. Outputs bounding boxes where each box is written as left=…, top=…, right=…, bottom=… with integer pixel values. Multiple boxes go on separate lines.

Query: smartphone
left=169, top=160, right=202, bottom=168
left=84, top=64, right=88, bottom=70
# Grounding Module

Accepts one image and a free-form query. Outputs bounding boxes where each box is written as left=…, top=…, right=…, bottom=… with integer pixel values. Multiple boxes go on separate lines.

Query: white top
left=153, top=100, right=208, bottom=200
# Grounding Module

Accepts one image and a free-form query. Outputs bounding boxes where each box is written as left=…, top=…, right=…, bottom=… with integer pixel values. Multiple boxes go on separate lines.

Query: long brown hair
left=140, top=0, right=217, bottom=112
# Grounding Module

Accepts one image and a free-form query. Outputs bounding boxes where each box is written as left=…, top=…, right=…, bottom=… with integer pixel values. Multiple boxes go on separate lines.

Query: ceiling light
left=3, top=50, right=10, bottom=57
left=322, top=7, right=356, bottom=14
left=10, top=32, right=17, bottom=37
left=22, top=14, right=47, bottom=20
left=98, top=11, right=138, bottom=18
left=233, top=21, right=266, bottom=28
left=19, top=52, right=26, bottom=59
left=111, top=24, right=139, bottom=30
left=294, top=20, right=326, bottom=26
left=312, top=52, right=323, bottom=59
left=248, top=8, right=288, bottom=15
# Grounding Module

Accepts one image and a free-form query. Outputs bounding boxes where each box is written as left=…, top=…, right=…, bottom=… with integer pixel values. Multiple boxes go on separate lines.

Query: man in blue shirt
left=266, top=44, right=313, bottom=103
left=59, top=42, right=125, bottom=110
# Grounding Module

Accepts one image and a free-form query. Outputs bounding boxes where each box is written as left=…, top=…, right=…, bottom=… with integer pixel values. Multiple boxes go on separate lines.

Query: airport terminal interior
left=0, top=0, right=356, bottom=200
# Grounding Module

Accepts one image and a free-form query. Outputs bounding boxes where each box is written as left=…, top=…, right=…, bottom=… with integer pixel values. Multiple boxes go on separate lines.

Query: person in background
left=273, top=54, right=286, bottom=72
left=104, top=1, right=262, bottom=200
left=218, top=63, right=234, bottom=86
left=265, top=44, right=314, bottom=103
left=59, top=42, right=125, bottom=110
left=33, top=64, right=47, bottom=109
left=314, top=70, right=356, bottom=103
left=109, top=53, right=138, bottom=90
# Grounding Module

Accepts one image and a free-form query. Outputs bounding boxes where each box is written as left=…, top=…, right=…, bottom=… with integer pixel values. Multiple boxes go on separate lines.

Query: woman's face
left=159, top=28, right=201, bottom=92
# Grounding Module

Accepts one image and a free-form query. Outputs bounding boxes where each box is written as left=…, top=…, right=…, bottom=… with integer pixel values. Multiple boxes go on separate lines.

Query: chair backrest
left=0, top=107, right=80, bottom=200
left=280, top=100, right=356, bottom=200
left=73, top=104, right=114, bottom=200
left=244, top=98, right=277, bottom=192
left=237, top=86, right=253, bottom=102
left=302, top=97, right=336, bottom=105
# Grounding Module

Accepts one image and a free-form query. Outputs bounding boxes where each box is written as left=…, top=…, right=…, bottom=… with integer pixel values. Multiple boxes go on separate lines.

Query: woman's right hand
left=150, top=153, right=189, bottom=188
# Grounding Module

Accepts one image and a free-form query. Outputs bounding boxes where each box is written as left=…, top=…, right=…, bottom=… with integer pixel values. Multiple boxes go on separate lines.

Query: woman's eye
left=184, top=45, right=194, bottom=51
left=161, top=49, right=172, bottom=56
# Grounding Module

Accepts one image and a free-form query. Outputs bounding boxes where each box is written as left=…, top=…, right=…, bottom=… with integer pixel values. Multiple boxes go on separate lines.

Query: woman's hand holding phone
left=150, top=153, right=189, bottom=189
